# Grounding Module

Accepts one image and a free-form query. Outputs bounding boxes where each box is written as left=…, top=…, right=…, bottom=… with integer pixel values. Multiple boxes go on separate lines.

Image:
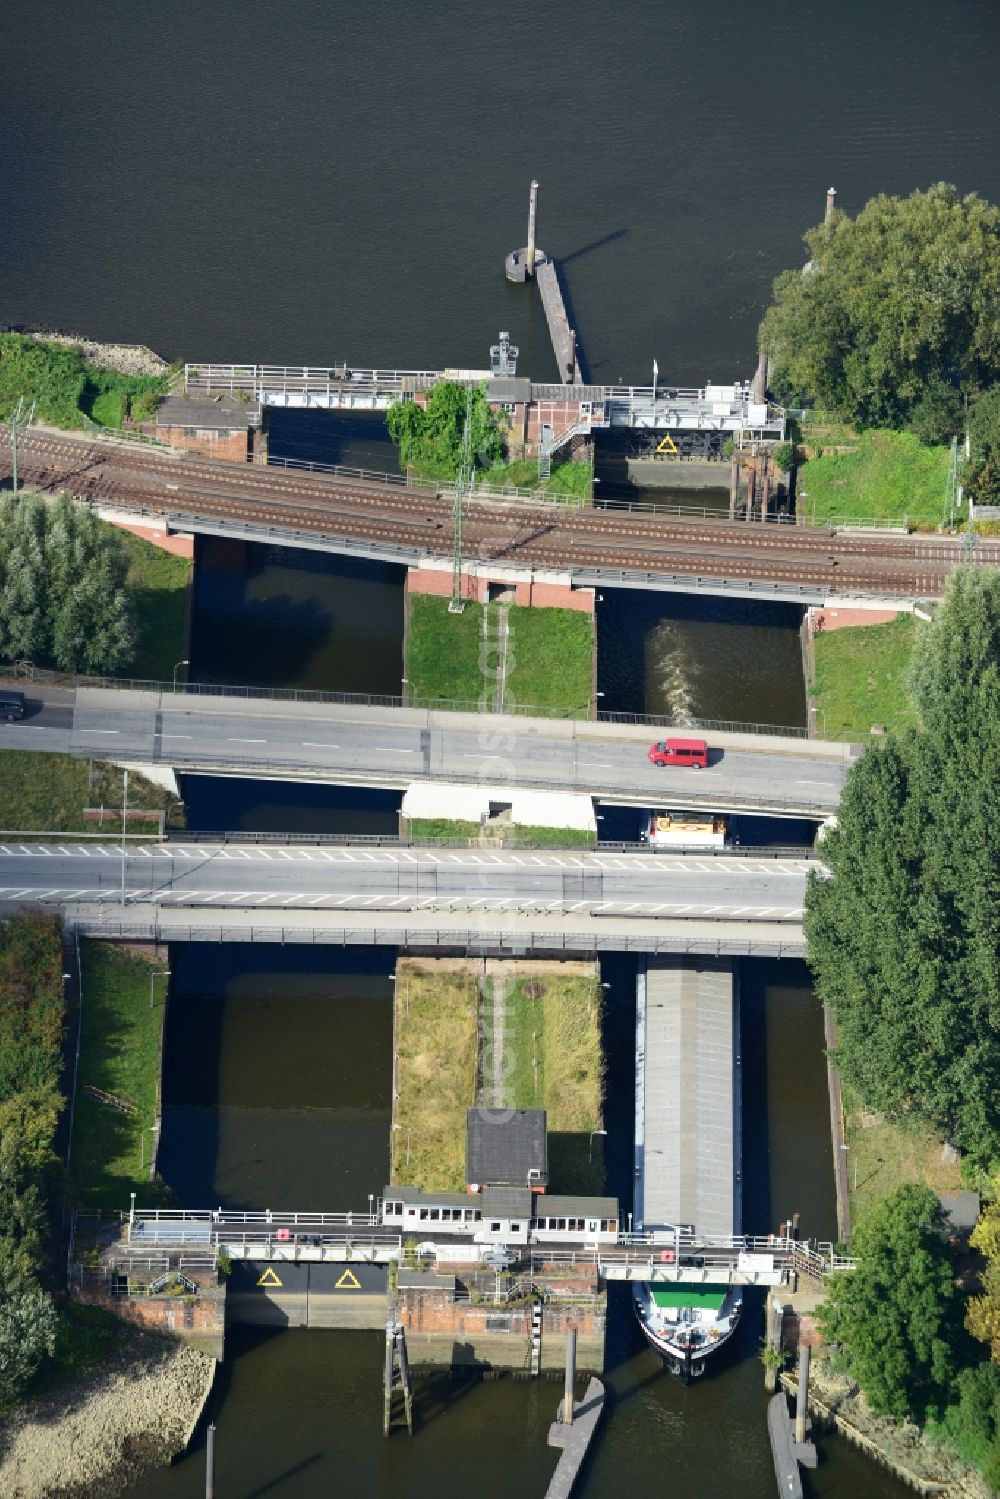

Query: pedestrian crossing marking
left=335, top=1267, right=361, bottom=1290
left=257, top=1267, right=283, bottom=1287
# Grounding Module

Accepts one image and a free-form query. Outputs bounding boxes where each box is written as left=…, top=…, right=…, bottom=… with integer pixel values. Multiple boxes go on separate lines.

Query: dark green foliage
left=760, top=184, right=1000, bottom=428
left=964, top=385, right=1000, bottom=507
left=930, top=1364, right=1000, bottom=1488
left=908, top=380, right=964, bottom=447
left=386, top=381, right=505, bottom=479
left=805, top=569, right=1000, bottom=1172
left=0, top=914, right=65, bottom=1408
left=0, top=1289, right=58, bottom=1409
left=0, top=492, right=134, bottom=672
left=819, top=1186, right=963, bottom=1422
left=0, top=333, right=166, bottom=430
left=771, top=441, right=794, bottom=472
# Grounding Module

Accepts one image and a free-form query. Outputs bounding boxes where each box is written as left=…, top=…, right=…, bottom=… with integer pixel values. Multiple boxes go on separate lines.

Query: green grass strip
left=812, top=615, right=919, bottom=740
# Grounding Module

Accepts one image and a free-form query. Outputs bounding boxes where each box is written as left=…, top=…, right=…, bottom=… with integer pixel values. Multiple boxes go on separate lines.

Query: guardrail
left=65, top=920, right=807, bottom=957
left=165, top=831, right=819, bottom=857
left=265, top=454, right=411, bottom=488
left=3, top=661, right=811, bottom=739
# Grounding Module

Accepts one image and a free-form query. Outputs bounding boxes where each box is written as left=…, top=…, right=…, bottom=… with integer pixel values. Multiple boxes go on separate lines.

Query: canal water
left=597, top=589, right=807, bottom=730
left=188, top=538, right=405, bottom=694
left=134, top=953, right=907, bottom=1499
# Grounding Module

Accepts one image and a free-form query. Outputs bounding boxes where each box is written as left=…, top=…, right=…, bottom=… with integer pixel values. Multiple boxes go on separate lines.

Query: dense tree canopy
left=968, top=1186, right=1000, bottom=1363
left=805, top=569, right=1000, bottom=1171
left=759, top=184, right=1000, bottom=429
left=386, top=382, right=505, bottom=480
left=0, top=914, right=64, bottom=1409
left=964, top=384, right=1000, bottom=507
left=0, top=493, right=134, bottom=673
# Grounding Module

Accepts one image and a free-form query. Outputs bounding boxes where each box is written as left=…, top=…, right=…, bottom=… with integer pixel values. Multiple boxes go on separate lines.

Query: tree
left=386, top=382, right=505, bottom=479
left=805, top=569, right=1000, bottom=1171
left=0, top=1288, right=57, bottom=1409
left=0, top=493, right=134, bottom=673
left=759, top=184, right=1000, bottom=428
left=819, top=1185, right=963, bottom=1422
left=964, top=385, right=1000, bottom=507
left=967, top=1189, right=1000, bottom=1362
left=909, top=379, right=964, bottom=447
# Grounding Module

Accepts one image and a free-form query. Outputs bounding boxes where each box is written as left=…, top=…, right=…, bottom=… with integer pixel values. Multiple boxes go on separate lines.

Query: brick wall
left=808, top=606, right=903, bottom=634
left=395, top=1288, right=606, bottom=1370
left=75, top=1284, right=226, bottom=1361
left=406, top=566, right=594, bottom=614
left=158, top=426, right=249, bottom=463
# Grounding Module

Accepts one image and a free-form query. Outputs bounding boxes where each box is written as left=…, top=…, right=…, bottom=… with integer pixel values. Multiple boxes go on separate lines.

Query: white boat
left=633, top=1278, right=742, bottom=1381
left=641, top=809, right=728, bottom=849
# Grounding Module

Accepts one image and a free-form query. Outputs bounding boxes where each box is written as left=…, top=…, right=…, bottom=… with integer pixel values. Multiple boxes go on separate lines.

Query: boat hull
left=633, top=1291, right=741, bottom=1382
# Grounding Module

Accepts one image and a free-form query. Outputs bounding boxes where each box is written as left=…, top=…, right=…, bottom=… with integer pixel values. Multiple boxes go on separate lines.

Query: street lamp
left=120, top=769, right=129, bottom=906
left=173, top=658, right=190, bottom=691
left=589, top=1128, right=608, bottom=1166
left=149, top=969, right=171, bottom=1009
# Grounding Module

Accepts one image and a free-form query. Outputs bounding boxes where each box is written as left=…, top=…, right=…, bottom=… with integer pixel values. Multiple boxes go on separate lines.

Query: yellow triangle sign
left=257, top=1266, right=283, bottom=1287
left=335, top=1267, right=361, bottom=1290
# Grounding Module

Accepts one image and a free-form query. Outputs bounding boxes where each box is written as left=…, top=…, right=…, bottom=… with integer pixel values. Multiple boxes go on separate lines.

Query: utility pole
left=945, top=434, right=959, bottom=530
left=10, top=398, right=35, bottom=496
left=449, top=387, right=474, bottom=614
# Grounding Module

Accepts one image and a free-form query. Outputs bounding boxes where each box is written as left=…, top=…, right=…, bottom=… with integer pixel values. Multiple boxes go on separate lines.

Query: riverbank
left=0, top=1325, right=215, bottom=1499
left=0, top=752, right=183, bottom=837
left=790, top=1352, right=993, bottom=1499
left=794, top=425, right=949, bottom=526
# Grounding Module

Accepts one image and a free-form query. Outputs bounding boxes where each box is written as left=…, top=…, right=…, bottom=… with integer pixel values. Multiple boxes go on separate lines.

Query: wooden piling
left=562, top=1327, right=577, bottom=1424
left=794, top=1344, right=811, bottom=1445
left=205, top=1422, right=215, bottom=1499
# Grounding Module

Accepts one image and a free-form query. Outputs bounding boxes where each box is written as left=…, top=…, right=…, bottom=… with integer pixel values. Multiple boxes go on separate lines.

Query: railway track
left=1, top=427, right=993, bottom=595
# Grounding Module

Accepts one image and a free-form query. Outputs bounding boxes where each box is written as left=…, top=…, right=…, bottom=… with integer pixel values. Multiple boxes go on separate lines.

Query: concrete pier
left=546, top=1376, right=605, bottom=1498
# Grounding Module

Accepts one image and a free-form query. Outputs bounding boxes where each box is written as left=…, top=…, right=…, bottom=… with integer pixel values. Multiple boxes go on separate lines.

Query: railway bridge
left=0, top=426, right=986, bottom=602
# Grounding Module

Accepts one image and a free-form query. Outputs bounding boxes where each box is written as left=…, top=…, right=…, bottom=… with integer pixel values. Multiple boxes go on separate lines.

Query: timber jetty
left=506, top=179, right=583, bottom=384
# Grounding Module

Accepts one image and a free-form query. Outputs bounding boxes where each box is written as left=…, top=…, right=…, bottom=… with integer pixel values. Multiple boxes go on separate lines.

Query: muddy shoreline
left=0, top=1326, right=214, bottom=1499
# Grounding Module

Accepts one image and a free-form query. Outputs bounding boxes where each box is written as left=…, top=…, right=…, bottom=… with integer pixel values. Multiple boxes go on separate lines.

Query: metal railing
left=5, top=660, right=812, bottom=739
left=165, top=830, right=819, bottom=857
left=265, top=454, right=411, bottom=488
left=65, top=920, right=807, bottom=957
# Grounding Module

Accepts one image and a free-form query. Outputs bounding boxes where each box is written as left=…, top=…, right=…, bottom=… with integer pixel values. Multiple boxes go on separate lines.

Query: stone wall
left=396, top=1287, right=606, bottom=1371
left=406, top=564, right=595, bottom=614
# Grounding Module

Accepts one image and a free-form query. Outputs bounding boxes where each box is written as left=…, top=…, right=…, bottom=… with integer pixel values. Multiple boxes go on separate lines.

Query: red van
left=648, top=737, right=709, bottom=769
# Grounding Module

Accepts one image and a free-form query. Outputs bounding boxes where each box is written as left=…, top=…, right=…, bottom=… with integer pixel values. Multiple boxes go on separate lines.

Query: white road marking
left=302, top=742, right=341, bottom=749
left=373, top=747, right=416, bottom=754
left=78, top=729, right=119, bottom=735
left=227, top=737, right=267, bottom=744
left=162, top=734, right=193, bottom=740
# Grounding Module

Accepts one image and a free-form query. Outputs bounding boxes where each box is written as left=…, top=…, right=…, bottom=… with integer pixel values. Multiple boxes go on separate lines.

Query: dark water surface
left=4, top=1, right=998, bottom=384
left=181, top=776, right=402, bottom=837
left=135, top=954, right=906, bottom=1499
left=188, top=538, right=404, bottom=692
left=597, top=589, right=807, bottom=729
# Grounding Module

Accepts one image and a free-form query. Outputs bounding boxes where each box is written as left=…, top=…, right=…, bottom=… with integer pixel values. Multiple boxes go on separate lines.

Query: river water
left=8, top=0, right=994, bottom=1491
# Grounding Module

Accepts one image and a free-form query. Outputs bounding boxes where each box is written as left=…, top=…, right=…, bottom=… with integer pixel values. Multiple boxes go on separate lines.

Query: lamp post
left=173, top=658, right=190, bottom=691
left=588, top=1128, right=608, bottom=1166
left=149, top=969, right=170, bottom=1009
left=120, top=769, right=129, bottom=906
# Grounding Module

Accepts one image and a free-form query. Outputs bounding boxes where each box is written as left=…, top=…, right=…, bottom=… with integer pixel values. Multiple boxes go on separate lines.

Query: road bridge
left=2, top=682, right=851, bottom=818
left=0, top=840, right=813, bottom=954
left=0, top=427, right=986, bottom=600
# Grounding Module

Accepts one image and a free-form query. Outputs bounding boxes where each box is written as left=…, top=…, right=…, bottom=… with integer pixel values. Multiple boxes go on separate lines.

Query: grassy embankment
left=0, top=755, right=183, bottom=836
left=406, top=818, right=595, bottom=848
left=796, top=424, right=949, bottom=526
left=0, top=332, right=169, bottom=430
left=117, top=530, right=192, bottom=683
left=840, top=1083, right=964, bottom=1228
left=490, top=967, right=604, bottom=1194
left=810, top=614, right=919, bottom=740
left=391, top=959, right=479, bottom=1192
left=406, top=595, right=594, bottom=713
left=392, top=959, right=604, bottom=1196
left=416, top=459, right=592, bottom=504
left=70, top=942, right=170, bottom=1207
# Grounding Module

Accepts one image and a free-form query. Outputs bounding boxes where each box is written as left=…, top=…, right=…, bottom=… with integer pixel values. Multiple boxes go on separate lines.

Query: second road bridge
left=2, top=685, right=852, bottom=818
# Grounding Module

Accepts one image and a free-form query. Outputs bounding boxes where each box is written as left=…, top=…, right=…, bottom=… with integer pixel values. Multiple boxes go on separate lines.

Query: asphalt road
left=0, top=685, right=850, bottom=817
left=0, top=842, right=811, bottom=920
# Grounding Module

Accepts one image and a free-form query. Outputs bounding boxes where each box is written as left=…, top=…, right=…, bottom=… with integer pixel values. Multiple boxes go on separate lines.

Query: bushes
left=0, top=333, right=167, bottom=431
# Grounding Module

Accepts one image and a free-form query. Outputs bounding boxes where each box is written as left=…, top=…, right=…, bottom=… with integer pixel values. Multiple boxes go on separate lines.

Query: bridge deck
left=638, top=958, right=738, bottom=1236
